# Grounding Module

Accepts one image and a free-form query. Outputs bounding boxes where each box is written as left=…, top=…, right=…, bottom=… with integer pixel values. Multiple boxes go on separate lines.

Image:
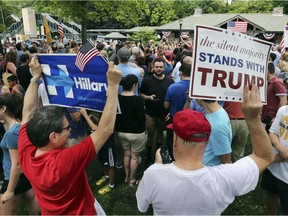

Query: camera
left=160, top=145, right=170, bottom=164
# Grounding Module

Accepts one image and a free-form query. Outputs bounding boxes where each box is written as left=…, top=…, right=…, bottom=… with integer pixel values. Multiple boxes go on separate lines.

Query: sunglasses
left=62, top=125, right=71, bottom=131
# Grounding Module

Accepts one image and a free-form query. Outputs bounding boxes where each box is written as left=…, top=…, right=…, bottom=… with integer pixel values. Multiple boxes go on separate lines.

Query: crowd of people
left=0, top=35, right=287, bottom=215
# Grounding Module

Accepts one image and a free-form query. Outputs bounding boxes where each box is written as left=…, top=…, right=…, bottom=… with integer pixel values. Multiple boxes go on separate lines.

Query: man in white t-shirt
left=262, top=105, right=288, bottom=215
left=136, top=85, right=274, bottom=215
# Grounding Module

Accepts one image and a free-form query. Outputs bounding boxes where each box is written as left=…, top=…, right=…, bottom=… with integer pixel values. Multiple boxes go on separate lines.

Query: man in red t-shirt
left=262, top=62, right=287, bottom=133
left=18, top=57, right=122, bottom=215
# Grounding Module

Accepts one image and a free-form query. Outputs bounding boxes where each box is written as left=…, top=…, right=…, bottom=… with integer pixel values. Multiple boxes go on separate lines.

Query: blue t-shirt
left=190, top=99, right=224, bottom=114
left=190, top=99, right=205, bottom=114
left=164, top=62, right=173, bottom=76
left=165, top=80, right=190, bottom=117
left=203, top=107, right=232, bottom=166
left=117, top=64, right=142, bottom=95
left=65, top=108, right=86, bottom=139
left=0, top=124, right=20, bottom=180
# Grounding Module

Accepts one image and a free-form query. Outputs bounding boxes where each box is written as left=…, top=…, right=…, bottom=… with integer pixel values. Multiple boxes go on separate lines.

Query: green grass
left=17, top=136, right=268, bottom=215
left=89, top=135, right=267, bottom=215
left=87, top=153, right=153, bottom=215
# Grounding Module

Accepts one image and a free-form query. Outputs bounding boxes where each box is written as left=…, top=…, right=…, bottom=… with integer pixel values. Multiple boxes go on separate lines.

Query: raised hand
left=106, top=62, right=122, bottom=87
left=29, top=57, right=42, bottom=80
left=242, top=85, right=262, bottom=120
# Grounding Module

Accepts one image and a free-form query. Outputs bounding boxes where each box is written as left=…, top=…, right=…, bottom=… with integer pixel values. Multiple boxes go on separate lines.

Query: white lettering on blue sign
left=73, top=77, right=107, bottom=92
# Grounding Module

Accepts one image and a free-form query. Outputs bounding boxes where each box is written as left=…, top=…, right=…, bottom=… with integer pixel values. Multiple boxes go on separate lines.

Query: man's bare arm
left=90, top=62, right=122, bottom=153
left=269, top=132, right=288, bottom=161
left=164, top=101, right=170, bottom=109
left=69, top=110, right=82, bottom=122
left=278, top=95, right=287, bottom=108
left=22, top=57, right=42, bottom=125
left=243, top=85, right=274, bottom=172
left=140, top=92, right=157, bottom=101
left=219, top=153, right=232, bottom=164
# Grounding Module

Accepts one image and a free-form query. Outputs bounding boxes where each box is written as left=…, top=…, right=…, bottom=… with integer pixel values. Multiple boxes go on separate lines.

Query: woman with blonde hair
left=278, top=60, right=288, bottom=73
left=69, top=40, right=80, bottom=54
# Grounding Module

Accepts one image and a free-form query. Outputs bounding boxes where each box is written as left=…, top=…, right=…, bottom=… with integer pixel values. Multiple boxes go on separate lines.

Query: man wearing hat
left=117, top=47, right=142, bottom=95
left=136, top=85, right=274, bottom=215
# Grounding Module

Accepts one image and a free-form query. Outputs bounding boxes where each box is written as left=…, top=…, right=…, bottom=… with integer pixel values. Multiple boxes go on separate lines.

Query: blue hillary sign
left=38, top=54, right=110, bottom=112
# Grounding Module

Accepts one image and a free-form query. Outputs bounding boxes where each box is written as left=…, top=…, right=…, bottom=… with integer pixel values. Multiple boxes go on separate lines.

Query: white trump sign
left=189, top=25, right=272, bottom=103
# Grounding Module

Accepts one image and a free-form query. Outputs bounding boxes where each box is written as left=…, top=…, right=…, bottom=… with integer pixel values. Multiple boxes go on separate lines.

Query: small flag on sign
left=58, top=20, right=64, bottom=43
left=75, top=41, right=99, bottom=72
left=281, top=35, right=285, bottom=55
left=227, top=21, right=248, bottom=33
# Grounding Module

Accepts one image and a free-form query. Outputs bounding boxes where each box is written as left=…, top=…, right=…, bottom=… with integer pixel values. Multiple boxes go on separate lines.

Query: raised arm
left=68, top=109, right=82, bottom=122
left=243, top=85, right=274, bottom=172
left=79, top=108, right=98, bottom=131
left=22, top=57, right=42, bottom=125
left=90, top=62, right=122, bottom=153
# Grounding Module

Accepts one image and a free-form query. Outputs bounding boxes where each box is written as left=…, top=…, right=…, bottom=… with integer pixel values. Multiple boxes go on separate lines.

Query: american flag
left=75, top=41, right=99, bottom=72
left=227, top=21, right=248, bottom=33
left=281, top=35, right=285, bottom=55
left=58, top=20, right=64, bottom=43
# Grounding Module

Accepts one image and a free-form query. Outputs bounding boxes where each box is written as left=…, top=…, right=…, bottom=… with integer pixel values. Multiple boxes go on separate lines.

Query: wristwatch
left=30, top=78, right=42, bottom=84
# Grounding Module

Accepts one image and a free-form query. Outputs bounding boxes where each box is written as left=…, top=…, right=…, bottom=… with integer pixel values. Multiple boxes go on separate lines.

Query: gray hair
left=26, top=105, right=66, bottom=147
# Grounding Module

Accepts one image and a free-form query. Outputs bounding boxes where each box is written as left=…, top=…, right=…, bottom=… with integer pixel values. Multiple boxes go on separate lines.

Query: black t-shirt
left=140, top=74, right=174, bottom=118
left=115, top=95, right=146, bottom=133
left=16, top=65, right=32, bottom=91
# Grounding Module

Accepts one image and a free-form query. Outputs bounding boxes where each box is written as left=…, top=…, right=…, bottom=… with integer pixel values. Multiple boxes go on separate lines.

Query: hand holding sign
left=106, top=62, right=122, bottom=87
left=29, top=57, right=42, bottom=80
left=38, top=54, right=113, bottom=112
left=242, top=85, right=262, bottom=120
left=190, top=25, right=272, bottom=103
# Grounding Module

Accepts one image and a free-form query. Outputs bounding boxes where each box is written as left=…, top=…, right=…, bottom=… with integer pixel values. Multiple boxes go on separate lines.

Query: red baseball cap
left=167, top=109, right=211, bottom=142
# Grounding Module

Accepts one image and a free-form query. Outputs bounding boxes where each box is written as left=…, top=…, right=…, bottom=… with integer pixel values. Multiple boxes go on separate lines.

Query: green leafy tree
left=0, top=1, right=18, bottom=33
left=90, top=0, right=148, bottom=28
left=246, top=0, right=273, bottom=13
left=4, top=0, right=95, bottom=43
left=197, top=0, right=228, bottom=13
left=129, top=27, right=158, bottom=44
left=141, top=0, right=177, bottom=26
left=172, top=0, right=198, bottom=18
left=3, top=0, right=288, bottom=45
left=273, top=0, right=288, bottom=14
left=46, top=0, right=91, bottom=44
left=229, top=0, right=248, bottom=13
left=229, top=0, right=273, bottom=13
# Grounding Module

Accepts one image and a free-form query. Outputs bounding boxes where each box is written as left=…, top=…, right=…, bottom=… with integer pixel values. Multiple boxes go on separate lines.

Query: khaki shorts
left=116, top=131, right=147, bottom=153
